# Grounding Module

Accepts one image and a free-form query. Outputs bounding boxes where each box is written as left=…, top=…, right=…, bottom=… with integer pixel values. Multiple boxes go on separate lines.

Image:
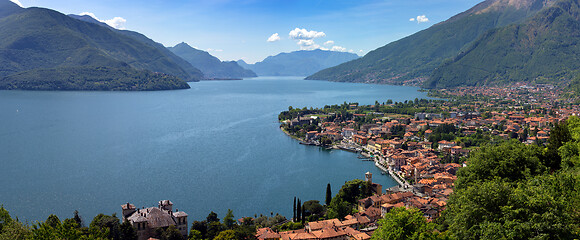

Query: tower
left=121, top=202, right=136, bottom=220
left=365, top=172, right=372, bottom=183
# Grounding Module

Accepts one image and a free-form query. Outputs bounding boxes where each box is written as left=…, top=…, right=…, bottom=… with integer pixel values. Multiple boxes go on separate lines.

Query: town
left=266, top=84, right=579, bottom=240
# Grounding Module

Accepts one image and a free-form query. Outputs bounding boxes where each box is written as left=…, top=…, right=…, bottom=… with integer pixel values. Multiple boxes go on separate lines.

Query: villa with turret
left=121, top=200, right=188, bottom=240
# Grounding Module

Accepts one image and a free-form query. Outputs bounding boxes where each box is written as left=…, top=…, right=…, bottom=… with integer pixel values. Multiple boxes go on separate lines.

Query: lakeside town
left=265, top=83, right=579, bottom=240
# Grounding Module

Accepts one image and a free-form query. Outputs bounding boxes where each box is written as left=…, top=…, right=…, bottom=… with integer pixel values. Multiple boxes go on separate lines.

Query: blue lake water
left=0, top=76, right=430, bottom=223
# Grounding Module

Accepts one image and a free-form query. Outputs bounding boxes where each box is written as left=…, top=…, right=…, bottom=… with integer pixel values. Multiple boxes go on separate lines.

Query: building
left=122, top=200, right=188, bottom=240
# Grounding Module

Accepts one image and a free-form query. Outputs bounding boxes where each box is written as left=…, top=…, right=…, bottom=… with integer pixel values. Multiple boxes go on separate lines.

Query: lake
left=0, top=76, right=431, bottom=223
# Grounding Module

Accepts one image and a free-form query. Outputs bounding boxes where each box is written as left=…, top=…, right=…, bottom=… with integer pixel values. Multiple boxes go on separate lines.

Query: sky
left=12, top=0, right=483, bottom=63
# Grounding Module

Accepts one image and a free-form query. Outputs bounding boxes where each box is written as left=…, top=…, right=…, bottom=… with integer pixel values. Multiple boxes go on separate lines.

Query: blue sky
left=13, top=0, right=482, bottom=63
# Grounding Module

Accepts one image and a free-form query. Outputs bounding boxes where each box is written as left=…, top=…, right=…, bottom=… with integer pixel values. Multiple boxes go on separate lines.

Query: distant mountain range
left=239, top=49, right=359, bottom=77
left=168, top=42, right=256, bottom=80
left=0, top=0, right=201, bottom=90
left=308, top=0, right=578, bottom=89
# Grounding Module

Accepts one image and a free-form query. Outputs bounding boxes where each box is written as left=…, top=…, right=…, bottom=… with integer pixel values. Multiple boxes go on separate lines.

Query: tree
left=372, top=207, right=439, bottom=240
left=206, top=211, right=220, bottom=223
left=293, top=197, right=297, bottom=222
left=119, top=220, right=137, bottom=240
left=545, top=120, right=572, bottom=170
left=301, top=205, right=306, bottom=224
left=223, top=209, right=235, bottom=229
left=188, top=230, right=202, bottom=240
left=206, top=221, right=225, bottom=240
left=326, top=198, right=350, bottom=221
left=296, top=199, right=301, bottom=222
left=90, top=213, right=121, bottom=240
left=303, top=200, right=324, bottom=217
left=73, top=210, right=83, bottom=228
left=444, top=173, right=580, bottom=239
left=325, top=183, right=332, bottom=206
left=214, top=229, right=236, bottom=240
left=160, top=225, right=185, bottom=240
left=0, top=205, right=31, bottom=240
left=454, top=139, right=546, bottom=190
left=189, top=221, right=207, bottom=239
left=45, top=214, right=61, bottom=228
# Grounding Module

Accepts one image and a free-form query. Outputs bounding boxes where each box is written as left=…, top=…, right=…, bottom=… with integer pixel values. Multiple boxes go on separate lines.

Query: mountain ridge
left=426, top=0, right=580, bottom=88
left=0, top=2, right=202, bottom=90
left=168, top=42, right=256, bottom=80
left=306, top=0, right=558, bottom=85
left=243, top=49, right=359, bottom=77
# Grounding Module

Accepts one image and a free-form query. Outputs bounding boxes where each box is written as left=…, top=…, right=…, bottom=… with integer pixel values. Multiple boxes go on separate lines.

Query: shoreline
left=279, top=125, right=400, bottom=187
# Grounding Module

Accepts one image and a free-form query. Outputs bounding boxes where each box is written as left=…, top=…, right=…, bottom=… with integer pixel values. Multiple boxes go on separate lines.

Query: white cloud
left=10, top=0, right=23, bottom=7
left=267, top=33, right=281, bottom=42
left=331, top=46, right=347, bottom=52
left=324, top=40, right=334, bottom=46
left=410, top=15, right=429, bottom=23
left=297, top=39, right=321, bottom=50
left=105, top=17, right=127, bottom=30
left=207, top=48, right=224, bottom=52
left=289, top=28, right=326, bottom=40
left=417, top=15, right=429, bottom=23
left=298, top=39, right=315, bottom=46
left=79, top=12, right=127, bottom=30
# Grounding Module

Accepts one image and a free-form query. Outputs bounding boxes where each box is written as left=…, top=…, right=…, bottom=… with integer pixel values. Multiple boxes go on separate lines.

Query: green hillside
left=307, top=0, right=556, bottom=85
left=427, top=0, right=580, bottom=88
left=0, top=1, right=199, bottom=90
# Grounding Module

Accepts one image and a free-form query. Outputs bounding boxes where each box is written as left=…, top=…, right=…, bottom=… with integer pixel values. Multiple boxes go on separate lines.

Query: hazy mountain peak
left=168, top=42, right=257, bottom=79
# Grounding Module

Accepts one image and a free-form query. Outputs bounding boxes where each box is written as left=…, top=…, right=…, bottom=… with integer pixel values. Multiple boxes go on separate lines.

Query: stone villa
left=122, top=200, right=188, bottom=240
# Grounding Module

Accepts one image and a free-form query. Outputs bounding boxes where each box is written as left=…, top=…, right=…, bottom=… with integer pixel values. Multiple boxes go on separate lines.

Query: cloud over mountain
left=79, top=12, right=127, bottom=29
left=289, top=28, right=326, bottom=40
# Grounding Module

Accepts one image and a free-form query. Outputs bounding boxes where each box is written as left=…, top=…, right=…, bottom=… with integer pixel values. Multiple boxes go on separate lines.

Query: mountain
left=68, top=15, right=204, bottom=82
left=426, top=0, right=580, bottom=88
left=168, top=42, right=257, bottom=79
left=243, top=49, right=359, bottom=77
left=0, top=2, right=202, bottom=90
left=306, top=0, right=557, bottom=85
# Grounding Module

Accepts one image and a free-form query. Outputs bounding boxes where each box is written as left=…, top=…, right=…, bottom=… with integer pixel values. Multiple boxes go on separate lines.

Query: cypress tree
left=293, top=197, right=296, bottom=222
left=326, top=183, right=332, bottom=206
left=301, top=205, right=306, bottom=224
left=297, top=199, right=301, bottom=222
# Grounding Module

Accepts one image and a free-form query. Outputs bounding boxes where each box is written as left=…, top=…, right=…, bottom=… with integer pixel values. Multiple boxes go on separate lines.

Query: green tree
left=545, top=120, right=572, bottom=170
left=326, top=198, right=350, bottom=220
left=325, top=183, right=332, bottom=206
left=206, top=221, right=225, bottom=240
left=372, top=207, right=439, bottom=240
left=160, top=225, right=185, bottom=240
left=206, top=211, right=220, bottom=223
left=119, top=220, right=137, bottom=240
left=296, top=199, right=301, bottom=222
left=214, top=229, right=236, bottom=240
left=293, top=197, right=297, bottom=222
left=223, top=209, right=235, bottom=229
left=0, top=205, right=31, bottom=240
left=188, top=230, right=202, bottom=240
left=73, top=210, right=83, bottom=228
left=189, top=221, right=207, bottom=239
left=90, top=213, right=121, bottom=240
left=303, top=200, right=324, bottom=217
left=455, top=139, right=546, bottom=190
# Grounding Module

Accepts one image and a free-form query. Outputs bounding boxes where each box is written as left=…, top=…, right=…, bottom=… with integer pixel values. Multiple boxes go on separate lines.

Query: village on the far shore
left=262, top=84, right=579, bottom=240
